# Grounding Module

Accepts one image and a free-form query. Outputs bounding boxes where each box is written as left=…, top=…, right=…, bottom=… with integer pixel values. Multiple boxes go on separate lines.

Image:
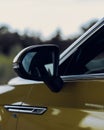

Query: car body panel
left=0, top=85, right=31, bottom=105
left=0, top=106, right=17, bottom=130
left=0, top=84, right=33, bottom=130
left=17, top=107, right=104, bottom=130
left=8, top=75, right=104, bottom=130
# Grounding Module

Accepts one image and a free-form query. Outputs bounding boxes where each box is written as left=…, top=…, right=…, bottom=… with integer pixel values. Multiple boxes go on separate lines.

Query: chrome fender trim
left=4, top=105, right=47, bottom=115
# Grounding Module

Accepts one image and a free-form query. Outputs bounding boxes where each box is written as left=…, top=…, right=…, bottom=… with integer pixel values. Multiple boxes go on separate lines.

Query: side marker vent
left=4, top=105, right=47, bottom=115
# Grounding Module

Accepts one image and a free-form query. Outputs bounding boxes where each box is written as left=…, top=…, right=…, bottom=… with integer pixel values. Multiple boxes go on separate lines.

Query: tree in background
left=0, top=18, right=98, bottom=56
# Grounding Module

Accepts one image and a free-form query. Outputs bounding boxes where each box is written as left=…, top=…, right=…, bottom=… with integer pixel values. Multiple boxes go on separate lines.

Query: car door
left=16, top=19, right=104, bottom=130
left=16, top=76, right=104, bottom=130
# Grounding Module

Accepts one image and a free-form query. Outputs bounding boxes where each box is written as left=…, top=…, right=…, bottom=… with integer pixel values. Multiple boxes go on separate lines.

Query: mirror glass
left=22, top=49, right=55, bottom=80
left=22, top=52, right=37, bottom=73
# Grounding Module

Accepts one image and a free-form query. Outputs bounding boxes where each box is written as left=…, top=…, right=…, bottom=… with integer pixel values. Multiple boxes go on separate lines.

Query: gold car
left=0, top=17, right=104, bottom=130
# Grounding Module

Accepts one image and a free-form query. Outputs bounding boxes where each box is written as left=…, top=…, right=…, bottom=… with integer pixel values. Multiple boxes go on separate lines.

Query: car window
left=59, top=25, right=104, bottom=76
left=86, top=52, right=104, bottom=74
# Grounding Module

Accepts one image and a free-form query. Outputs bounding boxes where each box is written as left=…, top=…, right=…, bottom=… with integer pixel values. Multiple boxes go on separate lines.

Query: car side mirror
left=13, top=44, right=63, bottom=92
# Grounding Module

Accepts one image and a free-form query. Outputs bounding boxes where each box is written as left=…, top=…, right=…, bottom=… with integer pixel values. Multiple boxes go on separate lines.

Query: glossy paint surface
left=1, top=77, right=104, bottom=129
left=0, top=84, right=32, bottom=130
left=7, top=78, right=104, bottom=130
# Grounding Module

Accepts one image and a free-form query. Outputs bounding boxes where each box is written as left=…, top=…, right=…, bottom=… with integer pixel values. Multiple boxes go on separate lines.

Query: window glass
left=86, top=52, right=104, bottom=74
left=59, top=25, right=104, bottom=75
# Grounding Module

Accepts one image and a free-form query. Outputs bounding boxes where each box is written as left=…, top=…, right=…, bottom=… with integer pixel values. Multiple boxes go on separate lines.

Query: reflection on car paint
left=0, top=85, right=14, bottom=94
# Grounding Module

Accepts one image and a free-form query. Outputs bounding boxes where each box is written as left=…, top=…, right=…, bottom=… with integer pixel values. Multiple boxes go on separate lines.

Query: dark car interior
left=59, top=25, right=104, bottom=75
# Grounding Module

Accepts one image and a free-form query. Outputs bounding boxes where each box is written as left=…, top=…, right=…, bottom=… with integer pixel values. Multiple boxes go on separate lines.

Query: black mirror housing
left=13, top=44, right=63, bottom=92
